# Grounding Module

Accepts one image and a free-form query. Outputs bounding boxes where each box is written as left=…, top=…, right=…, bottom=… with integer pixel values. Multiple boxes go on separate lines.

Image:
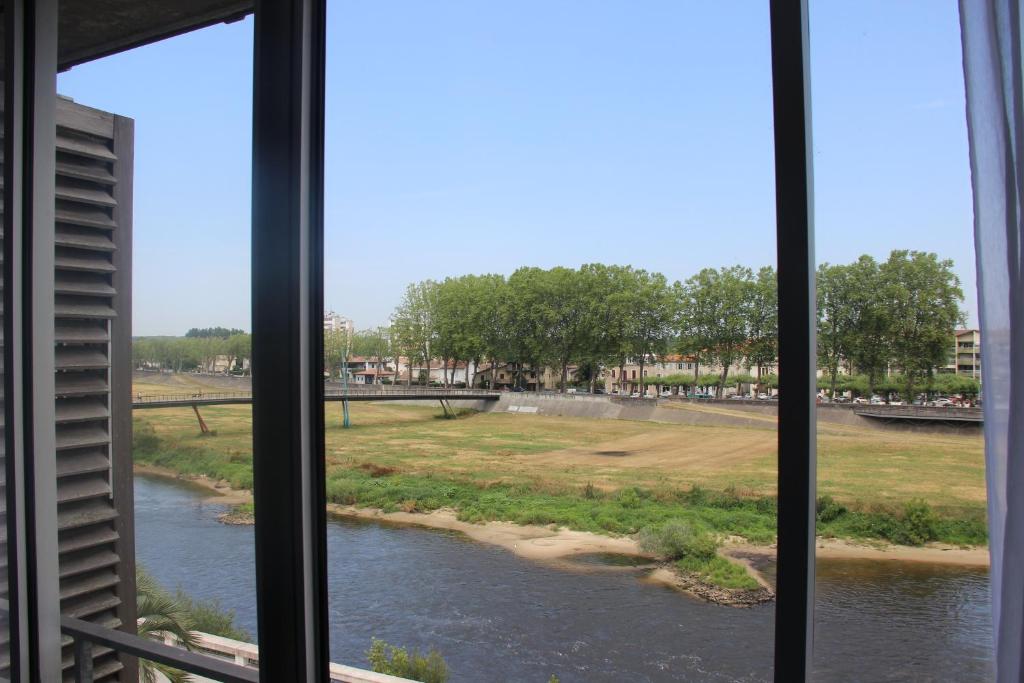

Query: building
left=474, top=362, right=579, bottom=390
left=323, top=310, right=355, bottom=336
left=396, top=358, right=474, bottom=385
left=605, top=355, right=758, bottom=396
left=945, top=328, right=982, bottom=378
left=342, top=356, right=396, bottom=384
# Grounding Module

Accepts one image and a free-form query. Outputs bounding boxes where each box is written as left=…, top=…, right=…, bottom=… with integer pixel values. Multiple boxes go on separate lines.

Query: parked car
left=630, top=392, right=641, bottom=398
left=852, top=397, right=867, bottom=404
left=660, top=389, right=673, bottom=397
left=889, top=400, right=904, bottom=406
left=832, top=396, right=850, bottom=403
left=869, top=396, right=885, bottom=405
left=757, top=393, right=770, bottom=400
left=729, top=394, right=748, bottom=400
left=930, top=397, right=955, bottom=407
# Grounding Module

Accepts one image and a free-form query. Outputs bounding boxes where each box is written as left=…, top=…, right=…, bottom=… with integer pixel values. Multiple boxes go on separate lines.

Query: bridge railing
left=133, top=391, right=255, bottom=403
left=133, top=387, right=501, bottom=404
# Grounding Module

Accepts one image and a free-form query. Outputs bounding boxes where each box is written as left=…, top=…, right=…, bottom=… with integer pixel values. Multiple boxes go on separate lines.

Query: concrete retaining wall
left=488, top=394, right=981, bottom=434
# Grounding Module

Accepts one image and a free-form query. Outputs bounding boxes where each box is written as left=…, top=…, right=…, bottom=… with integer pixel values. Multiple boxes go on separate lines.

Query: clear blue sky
left=57, top=1, right=974, bottom=336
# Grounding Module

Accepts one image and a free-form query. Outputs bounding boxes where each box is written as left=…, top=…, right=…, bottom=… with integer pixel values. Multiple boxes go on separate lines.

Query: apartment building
left=605, top=354, right=759, bottom=395
left=944, top=328, right=982, bottom=378
left=323, top=310, right=355, bottom=336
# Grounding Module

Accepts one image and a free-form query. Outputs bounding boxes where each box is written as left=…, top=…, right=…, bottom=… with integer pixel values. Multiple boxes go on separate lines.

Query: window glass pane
left=323, top=3, right=778, bottom=680
left=58, top=19, right=261, bottom=678
left=809, top=3, right=992, bottom=679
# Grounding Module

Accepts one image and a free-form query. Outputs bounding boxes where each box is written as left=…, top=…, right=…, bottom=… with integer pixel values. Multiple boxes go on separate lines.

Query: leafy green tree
left=880, top=250, right=964, bottom=398
left=591, top=264, right=643, bottom=394
left=746, top=266, right=778, bottom=387
left=625, top=269, right=680, bottom=396
left=391, top=281, right=437, bottom=386
left=463, top=274, right=507, bottom=389
left=678, top=266, right=754, bottom=397
left=324, top=328, right=348, bottom=380
left=224, top=333, right=251, bottom=374
left=844, top=256, right=892, bottom=397
left=817, top=262, right=858, bottom=398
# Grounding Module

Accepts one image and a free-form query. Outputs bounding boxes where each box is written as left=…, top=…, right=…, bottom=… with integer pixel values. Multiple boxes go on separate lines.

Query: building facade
left=323, top=310, right=355, bottom=336
left=945, top=328, right=982, bottom=378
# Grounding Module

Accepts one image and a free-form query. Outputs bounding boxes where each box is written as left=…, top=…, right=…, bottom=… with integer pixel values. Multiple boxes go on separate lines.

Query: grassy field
left=132, top=376, right=987, bottom=550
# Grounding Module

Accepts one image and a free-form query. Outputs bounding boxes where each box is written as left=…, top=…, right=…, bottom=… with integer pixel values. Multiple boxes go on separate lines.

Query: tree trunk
left=618, top=362, right=626, bottom=395
left=719, top=366, right=730, bottom=399
left=490, top=357, right=498, bottom=390
left=560, top=361, right=568, bottom=394
left=638, top=357, right=646, bottom=397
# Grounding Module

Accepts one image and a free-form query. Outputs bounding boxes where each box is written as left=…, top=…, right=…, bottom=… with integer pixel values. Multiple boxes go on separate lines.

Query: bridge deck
left=131, top=389, right=500, bottom=409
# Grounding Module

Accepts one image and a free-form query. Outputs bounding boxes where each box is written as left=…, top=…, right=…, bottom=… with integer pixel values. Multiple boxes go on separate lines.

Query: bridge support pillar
left=192, top=405, right=210, bottom=434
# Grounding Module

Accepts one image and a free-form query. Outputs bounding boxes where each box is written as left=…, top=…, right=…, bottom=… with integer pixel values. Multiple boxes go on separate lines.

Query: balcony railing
left=62, top=617, right=415, bottom=683
left=62, top=615, right=258, bottom=683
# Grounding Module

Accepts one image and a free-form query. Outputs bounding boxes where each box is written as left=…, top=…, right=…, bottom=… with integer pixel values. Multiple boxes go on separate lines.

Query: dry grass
left=133, top=379, right=986, bottom=517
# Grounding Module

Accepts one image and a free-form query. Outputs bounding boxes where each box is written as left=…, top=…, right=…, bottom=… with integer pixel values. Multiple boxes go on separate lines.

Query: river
left=134, top=475, right=992, bottom=682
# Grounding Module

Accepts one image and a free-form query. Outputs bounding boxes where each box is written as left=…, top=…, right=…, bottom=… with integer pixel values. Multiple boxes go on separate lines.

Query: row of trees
left=130, top=250, right=966, bottom=400
left=384, top=263, right=778, bottom=393
left=387, top=250, right=964, bottom=397
left=817, top=251, right=964, bottom=398
left=132, top=333, right=251, bottom=374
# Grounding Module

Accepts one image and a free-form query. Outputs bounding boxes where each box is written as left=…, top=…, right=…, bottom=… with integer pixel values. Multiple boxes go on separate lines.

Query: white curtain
left=960, top=2, right=1024, bottom=681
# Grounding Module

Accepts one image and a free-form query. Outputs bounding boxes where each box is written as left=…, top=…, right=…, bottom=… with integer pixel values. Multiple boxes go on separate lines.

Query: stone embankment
left=480, top=393, right=981, bottom=434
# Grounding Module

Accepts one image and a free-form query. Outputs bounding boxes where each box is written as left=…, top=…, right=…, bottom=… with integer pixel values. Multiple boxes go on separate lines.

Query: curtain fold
left=959, top=2, right=1024, bottom=681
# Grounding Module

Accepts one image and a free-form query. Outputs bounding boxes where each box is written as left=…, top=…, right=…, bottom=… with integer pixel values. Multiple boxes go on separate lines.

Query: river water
left=134, top=475, right=992, bottom=682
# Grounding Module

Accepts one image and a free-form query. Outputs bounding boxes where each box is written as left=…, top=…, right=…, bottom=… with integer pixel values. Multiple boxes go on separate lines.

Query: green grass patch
left=133, top=416, right=987, bottom=549
left=678, top=555, right=759, bottom=590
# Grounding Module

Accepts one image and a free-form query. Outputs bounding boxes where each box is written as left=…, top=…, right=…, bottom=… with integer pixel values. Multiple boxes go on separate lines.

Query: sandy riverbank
left=133, top=465, right=990, bottom=569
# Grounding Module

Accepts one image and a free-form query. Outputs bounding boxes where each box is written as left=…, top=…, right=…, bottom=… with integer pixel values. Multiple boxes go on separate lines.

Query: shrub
left=815, top=495, right=847, bottom=524
left=133, top=422, right=161, bottom=453
left=901, top=499, right=939, bottom=545
left=366, top=638, right=449, bottom=683
left=172, top=590, right=251, bottom=641
left=615, top=487, right=644, bottom=509
left=637, top=520, right=718, bottom=562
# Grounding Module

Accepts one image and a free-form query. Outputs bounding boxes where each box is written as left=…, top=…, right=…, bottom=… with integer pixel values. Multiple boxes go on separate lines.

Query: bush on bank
left=367, top=638, right=449, bottom=683
left=134, top=422, right=987, bottom=548
left=637, top=520, right=759, bottom=590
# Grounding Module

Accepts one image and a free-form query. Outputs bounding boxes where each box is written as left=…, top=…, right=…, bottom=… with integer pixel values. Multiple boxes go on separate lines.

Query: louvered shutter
left=54, top=97, right=135, bottom=683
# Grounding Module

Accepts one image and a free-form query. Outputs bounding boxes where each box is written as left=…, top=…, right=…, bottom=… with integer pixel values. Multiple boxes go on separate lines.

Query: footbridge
left=132, top=387, right=500, bottom=409
left=132, top=388, right=500, bottom=432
